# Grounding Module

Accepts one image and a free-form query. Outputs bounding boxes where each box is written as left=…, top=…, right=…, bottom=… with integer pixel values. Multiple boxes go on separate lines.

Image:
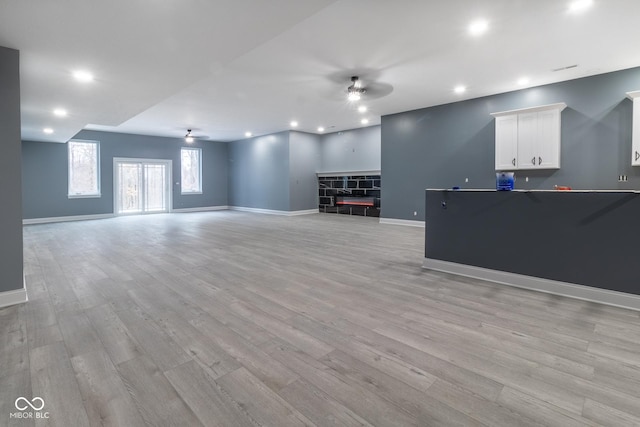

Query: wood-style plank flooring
left=3, top=211, right=640, bottom=426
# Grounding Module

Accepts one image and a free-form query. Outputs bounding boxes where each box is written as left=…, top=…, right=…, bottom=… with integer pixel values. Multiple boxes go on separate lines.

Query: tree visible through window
left=68, top=140, right=100, bottom=197
left=181, top=147, right=202, bottom=194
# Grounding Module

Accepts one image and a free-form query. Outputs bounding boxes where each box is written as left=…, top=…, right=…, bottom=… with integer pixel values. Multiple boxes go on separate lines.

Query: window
left=181, top=147, right=202, bottom=194
left=68, top=140, right=100, bottom=197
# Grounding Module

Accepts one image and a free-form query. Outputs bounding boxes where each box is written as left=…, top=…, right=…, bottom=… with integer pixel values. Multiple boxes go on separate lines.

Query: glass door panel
left=144, top=163, right=166, bottom=212
left=117, top=163, right=142, bottom=214
left=115, top=160, right=170, bottom=215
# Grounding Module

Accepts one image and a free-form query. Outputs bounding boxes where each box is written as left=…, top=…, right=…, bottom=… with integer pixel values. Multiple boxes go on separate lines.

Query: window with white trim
left=181, top=147, right=202, bottom=194
left=68, top=140, right=100, bottom=198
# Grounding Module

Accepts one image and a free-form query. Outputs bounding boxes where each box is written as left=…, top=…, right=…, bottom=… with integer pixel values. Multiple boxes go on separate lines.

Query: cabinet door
left=633, top=98, right=640, bottom=166
left=517, top=112, right=538, bottom=169
left=536, top=109, right=561, bottom=169
left=495, top=115, right=518, bottom=170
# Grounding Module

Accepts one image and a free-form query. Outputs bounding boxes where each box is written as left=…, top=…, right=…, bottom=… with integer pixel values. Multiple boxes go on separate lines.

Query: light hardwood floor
left=3, top=211, right=640, bottom=426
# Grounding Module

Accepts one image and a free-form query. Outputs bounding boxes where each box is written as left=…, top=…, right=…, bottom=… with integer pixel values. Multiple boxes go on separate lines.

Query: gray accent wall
left=425, top=190, right=640, bottom=295
left=22, top=130, right=228, bottom=219
left=0, top=46, right=23, bottom=293
left=228, top=131, right=290, bottom=211
left=289, top=131, right=321, bottom=211
left=319, top=125, right=380, bottom=173
left=382, top=67, right=640, bottom=221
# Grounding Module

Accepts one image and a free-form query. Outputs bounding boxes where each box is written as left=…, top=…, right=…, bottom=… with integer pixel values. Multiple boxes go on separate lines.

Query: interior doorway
left=114, top=158, right=172, bottom=215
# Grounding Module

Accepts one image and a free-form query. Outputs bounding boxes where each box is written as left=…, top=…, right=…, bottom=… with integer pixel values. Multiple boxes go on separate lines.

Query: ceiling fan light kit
left=185, top=129, right=194, bottom=143
left=347, top=76, right=366, bottom=102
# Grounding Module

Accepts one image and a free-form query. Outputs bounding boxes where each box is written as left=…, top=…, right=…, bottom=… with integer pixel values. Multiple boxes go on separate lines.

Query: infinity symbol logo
left=15, top=397, right=45, bottom=411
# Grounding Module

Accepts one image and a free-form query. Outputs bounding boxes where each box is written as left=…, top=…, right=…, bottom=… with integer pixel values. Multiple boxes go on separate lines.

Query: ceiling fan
left=183, top=129, right=209, bottom=143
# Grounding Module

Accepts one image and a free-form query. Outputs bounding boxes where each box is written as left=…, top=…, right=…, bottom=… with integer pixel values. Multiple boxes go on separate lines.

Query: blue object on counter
left=496, top=172, right=515, bottom=191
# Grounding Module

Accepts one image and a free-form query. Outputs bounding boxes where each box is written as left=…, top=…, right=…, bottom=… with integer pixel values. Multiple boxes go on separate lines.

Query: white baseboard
left=0, top=287, right=28, bottom=309
left=230, top=206, right=319, bottom=216
left=379, top=218, right=425, bottom=228
left=23, top=213, right=115, bottom=225
left=423, top=258, right=640, bottom=312
left=173, top=206, right=229, bottom=213
left=287, top=209, right=320, bottom=216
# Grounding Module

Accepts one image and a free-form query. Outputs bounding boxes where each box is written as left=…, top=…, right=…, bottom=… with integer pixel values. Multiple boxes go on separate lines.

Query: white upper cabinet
left=495, top=115, right=518, bottom=170
left=626, top=91, right=640, bottom=166
left=516, top=112, right=538, bottom=169
left=532, top=108, right=562, bottom=169
left=491, top=103, right=566, bottom=171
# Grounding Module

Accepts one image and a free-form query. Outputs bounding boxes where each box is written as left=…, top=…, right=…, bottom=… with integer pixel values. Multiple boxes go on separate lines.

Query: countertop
left=426, top=188, right=640, bottom=193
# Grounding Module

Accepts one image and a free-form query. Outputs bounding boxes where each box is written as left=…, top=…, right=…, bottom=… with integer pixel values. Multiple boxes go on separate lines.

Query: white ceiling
left=3, top=0, right=640, bottom=143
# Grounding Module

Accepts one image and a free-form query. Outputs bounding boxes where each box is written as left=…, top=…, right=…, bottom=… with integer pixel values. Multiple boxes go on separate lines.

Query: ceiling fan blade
left=362, top=82, right=394, bottom=100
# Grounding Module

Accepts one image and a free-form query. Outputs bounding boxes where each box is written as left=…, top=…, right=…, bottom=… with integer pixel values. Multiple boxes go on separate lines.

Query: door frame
left=113, top=157, right=173, bottom=215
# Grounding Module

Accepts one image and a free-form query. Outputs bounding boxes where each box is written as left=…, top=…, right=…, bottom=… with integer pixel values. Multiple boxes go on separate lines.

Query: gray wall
left=0, top=47, right=23, bottom=293
left=319, top=125, right=381, bottom=173
left=228, top=131, right=290, bottom=211
left=289, top=131, right=321, bottom=211
left=22, top=130, right=228, bottom=219
left=382, top=67, right=640, bottom=221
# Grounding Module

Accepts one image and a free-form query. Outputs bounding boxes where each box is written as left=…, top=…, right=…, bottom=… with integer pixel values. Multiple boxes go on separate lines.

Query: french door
left=114, top=158, right=172, bottom=215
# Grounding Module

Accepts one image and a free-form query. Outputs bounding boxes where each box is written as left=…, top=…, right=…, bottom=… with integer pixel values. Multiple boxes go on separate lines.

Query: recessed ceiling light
left=454, top=85, right=467, bottom=94
left=468, top=19, right=489, bottom=36
left=568, top=0, right=593, bottom=13
left=43, top=128, right=54, bottom=134
left=72, top=70, right=94, bottom=83
left=53, top=108, right=68, bottom=117
left=290, top=121, right=298, bottom=128
left=317, top=127, right=325, bottom=132
left=245, top=131, right=252, bottom=138
left=358, top=105, right=367, bottom=113
left=361, top=118, right=369, bottom=125
left=517, top=77, right=530, bottom=86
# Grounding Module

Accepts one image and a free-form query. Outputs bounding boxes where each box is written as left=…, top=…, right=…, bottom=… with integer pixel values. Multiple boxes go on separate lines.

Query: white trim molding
left=423, top=258, right=640, bottom=312
left=379, top=218, right=425, bottom=228
left=23, top=213, right=115, bottom=225
left=0, top=287, right=28, bottom=309
left=230, top=206, right=319, bottom=216
left=626, top=90, right=640, bottom=100
left=490, top=102, right=567, bottom=117
left=173, top=206, right=229, bottom=213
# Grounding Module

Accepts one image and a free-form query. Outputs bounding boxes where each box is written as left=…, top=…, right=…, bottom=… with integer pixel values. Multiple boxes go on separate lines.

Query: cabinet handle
left=532, top=157, right=536, bottom=165
left=539, top=156, right=542, bottom=165
left=636, top=151, right=640, bottom=161
left=512, top=158, right=516, bottom=166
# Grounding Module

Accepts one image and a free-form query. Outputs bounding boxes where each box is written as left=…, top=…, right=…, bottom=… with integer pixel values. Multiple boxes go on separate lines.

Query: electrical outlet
left=618, top=175, right=628, bottom=182
left=413, top=211, right=417, bottom=216
left=465, top=178, right=469, bottom=183
left=525, top=177, right=529, bottom=182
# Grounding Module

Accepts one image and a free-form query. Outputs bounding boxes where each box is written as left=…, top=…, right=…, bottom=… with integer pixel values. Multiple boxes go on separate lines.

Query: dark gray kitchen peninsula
left=423, top=189, right=640, bottom=310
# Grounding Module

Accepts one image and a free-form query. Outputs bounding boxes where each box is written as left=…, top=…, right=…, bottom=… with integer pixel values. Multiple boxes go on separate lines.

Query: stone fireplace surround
left=317, top=172, right=381, bottom=217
